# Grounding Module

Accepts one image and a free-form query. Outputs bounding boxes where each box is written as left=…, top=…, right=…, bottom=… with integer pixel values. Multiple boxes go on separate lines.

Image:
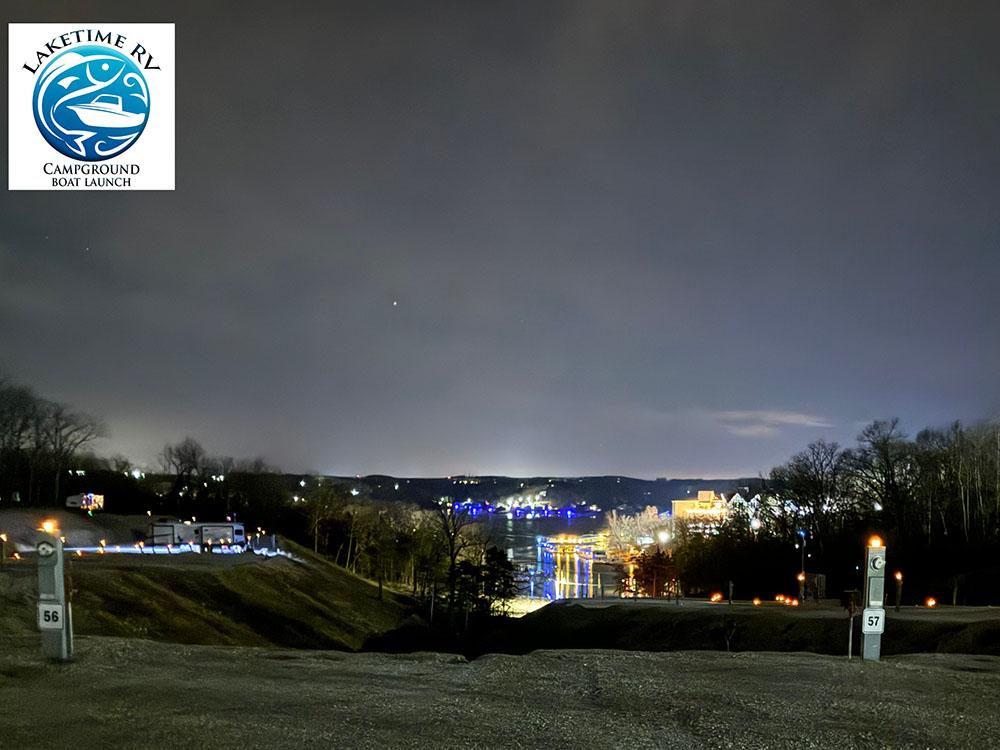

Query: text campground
left=43, top=163, right=140, bottom=175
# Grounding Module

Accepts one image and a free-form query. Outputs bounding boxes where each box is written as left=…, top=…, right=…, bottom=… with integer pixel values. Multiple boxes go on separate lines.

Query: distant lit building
left=65, top=493, right=104, bottom=511
left=671, top=490, right=728, bottom=535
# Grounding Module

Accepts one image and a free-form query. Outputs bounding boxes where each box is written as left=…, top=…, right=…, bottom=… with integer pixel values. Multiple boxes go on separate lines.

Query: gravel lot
left=2, top=635, right=998, bottom=749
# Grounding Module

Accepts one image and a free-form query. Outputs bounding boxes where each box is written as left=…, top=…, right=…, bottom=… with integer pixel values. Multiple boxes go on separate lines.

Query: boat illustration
left=66, top=94, right=145, bottom=128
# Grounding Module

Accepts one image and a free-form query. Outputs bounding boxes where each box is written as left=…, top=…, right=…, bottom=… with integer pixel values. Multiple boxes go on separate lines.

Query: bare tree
left=160, top=437, right=207, bottom=501
left=0, top=382, right=38, bottom=456
left=605, top=506, right=664, bottom=558
left=410, top=508, right=446, bottom=597
left=234, top=456, right=276, bottom=473
left=770, top=440, right=850, bottom=551
left=436, top=498, right=476, bottom=614
left=844, top=419, right=914, bottom=539
left=0, top=382, right=40, bottom=501
left=304, top=484, right=344, bottom=554
left=37, top=401, right=106, bottom=502
left=913, top=427, right=951, bottom=543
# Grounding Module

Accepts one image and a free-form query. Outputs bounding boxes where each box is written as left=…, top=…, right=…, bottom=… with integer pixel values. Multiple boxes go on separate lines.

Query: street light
left=796, top=529, right=807, bottom=580
left=894, top=571, right=903, bottom=611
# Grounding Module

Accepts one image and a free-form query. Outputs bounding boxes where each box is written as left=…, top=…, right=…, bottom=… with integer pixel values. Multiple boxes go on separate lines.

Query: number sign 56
left=37, top=603, right=64, bottom=631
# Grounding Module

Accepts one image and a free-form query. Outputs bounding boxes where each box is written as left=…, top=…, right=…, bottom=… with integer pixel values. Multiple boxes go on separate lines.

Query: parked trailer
left=149, top=521, right=245, bottom=547
left=195, top=524, right=245, bottom=545
left=149, top=522, right=197, bottom=545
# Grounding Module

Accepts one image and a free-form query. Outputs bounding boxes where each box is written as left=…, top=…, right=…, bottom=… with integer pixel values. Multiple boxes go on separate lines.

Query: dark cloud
left=2, top=1, right=998, bottom=476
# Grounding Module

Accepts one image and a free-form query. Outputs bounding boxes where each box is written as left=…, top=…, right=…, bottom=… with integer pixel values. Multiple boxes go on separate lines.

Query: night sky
left=2, top=2, right=998, bottom=477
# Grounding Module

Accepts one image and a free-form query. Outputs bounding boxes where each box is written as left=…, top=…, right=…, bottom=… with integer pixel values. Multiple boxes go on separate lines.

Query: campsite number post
left=861, top=537, right=886, bottom=662
left=37, top=526, right=73, bottom=661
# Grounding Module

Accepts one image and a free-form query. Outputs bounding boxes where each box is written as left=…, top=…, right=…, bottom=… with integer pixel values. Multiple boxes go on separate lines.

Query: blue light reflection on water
left=483, top=512, right=606, bottom=602
left=526, top=536, right=595, bottom=602
left=457, top=501, right=594, bottom=522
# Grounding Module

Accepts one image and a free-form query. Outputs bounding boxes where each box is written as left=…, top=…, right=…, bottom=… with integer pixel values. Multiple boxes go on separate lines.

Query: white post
left=36, top=526, right=73, bottom=662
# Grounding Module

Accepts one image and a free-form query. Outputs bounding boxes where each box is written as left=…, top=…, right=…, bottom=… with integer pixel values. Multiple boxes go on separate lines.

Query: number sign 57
left=861, top=607, right=885, bottom=635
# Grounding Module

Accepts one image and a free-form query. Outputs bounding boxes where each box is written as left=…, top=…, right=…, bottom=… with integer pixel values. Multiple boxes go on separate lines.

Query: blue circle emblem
left=32, top=45, right=150, bottom=161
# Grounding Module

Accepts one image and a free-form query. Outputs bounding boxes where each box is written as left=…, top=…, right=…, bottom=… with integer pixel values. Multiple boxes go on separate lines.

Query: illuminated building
left=671, top=490, right=728, bottom=535
left=65, top=493, right=104, bottom=511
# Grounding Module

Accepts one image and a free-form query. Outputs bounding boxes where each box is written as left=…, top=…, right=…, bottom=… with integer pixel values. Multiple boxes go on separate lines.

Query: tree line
left=627, top=417, right=1000, bottom=603
left=300, top=485, right=517, bottom=620
left=764, top=418, right=1000, bottom=551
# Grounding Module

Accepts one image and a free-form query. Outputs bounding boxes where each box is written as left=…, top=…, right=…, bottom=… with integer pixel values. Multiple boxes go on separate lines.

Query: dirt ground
left=2, top=635, right=998, bottom=749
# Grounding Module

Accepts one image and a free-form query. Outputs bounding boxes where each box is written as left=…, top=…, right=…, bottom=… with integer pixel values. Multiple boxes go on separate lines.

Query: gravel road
left=2, top=635, right=997, bottom=749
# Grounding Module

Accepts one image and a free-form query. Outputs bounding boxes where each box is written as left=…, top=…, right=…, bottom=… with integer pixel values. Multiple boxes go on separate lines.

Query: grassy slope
left=0, top=540, right=415, bottom=650
left=486, top=601, right=1000, bottom=657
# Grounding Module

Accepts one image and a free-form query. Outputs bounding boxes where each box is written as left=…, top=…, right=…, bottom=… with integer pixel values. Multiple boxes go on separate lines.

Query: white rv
left=149, top=520, right=245, bottom=547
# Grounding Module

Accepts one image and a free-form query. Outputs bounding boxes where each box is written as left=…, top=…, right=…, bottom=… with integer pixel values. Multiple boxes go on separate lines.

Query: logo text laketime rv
left=8, top=23, right=175, bottom=191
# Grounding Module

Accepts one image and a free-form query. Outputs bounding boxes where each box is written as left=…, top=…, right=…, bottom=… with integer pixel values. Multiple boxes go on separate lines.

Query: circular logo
left=32, top=45, right=150, bottom=161
left=37, top=541, right=55, bottom=557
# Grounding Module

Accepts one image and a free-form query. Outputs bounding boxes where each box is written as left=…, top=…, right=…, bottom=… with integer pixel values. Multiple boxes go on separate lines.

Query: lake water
left=485, top=514, right=620, bottom=601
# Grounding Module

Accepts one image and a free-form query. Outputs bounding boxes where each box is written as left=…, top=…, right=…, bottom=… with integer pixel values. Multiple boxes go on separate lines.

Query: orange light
left=894, top=571, right=903, bottom=581
left=925, top=597, right=937, bottom=608
left=791, top=598, right=800, bottom=607
left=796, top=572, right=806, bottom=582
left=776, top=594, right=785, bottom=602
left=752, top=597, right=761, bottom=606
left=868, top=535, right=883, bottom=548
left=41, top=519, right=57, bottom=535
left=709, top=592, right=724, bottom=603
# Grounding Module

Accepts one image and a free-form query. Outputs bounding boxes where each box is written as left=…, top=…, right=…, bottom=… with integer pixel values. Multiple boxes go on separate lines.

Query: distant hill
left=339, top=475, right=754, bottom=512
left=0, top=472, right=753, bottom=518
